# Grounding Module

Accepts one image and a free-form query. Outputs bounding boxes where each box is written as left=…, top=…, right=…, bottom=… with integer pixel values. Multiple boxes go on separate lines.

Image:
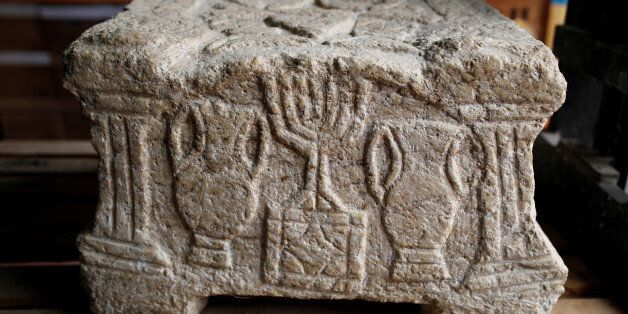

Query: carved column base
left=392, top=247, right=449, bottom=282
left=78, top=233, right=172, bottom=275
left=188, top=234, right=232, bottom=268
left=465, top=254, right=568, bottom=292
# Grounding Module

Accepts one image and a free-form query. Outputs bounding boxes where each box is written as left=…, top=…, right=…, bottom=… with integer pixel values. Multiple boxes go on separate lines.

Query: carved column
left=466, top=121, right=563, bottom=291
left=79, top=111, right=171, bottom=274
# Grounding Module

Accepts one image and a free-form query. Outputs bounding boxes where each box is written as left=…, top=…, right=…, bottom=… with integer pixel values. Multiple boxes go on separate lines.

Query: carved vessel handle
left=366, top=126, right=403, bottom=206
left=236, top=115, right=270, bottom=179
left=446, top=135, right=463, bottom=195
left=168, top=106, right=206, bottom=171
left=445, top=130, right=485, bottom=197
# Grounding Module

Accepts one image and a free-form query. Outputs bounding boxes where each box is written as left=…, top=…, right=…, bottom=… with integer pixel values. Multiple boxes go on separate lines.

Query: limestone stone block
left=63, top=0, right=568, bottom=312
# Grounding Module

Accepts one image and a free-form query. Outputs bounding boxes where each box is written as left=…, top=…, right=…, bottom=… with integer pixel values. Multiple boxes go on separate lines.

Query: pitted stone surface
left=64, top=0, right=568, bottom=312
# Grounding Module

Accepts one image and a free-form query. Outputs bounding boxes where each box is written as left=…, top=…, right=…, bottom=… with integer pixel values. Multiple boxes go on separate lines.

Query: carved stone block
left=63, top=0, right=568, bottom=312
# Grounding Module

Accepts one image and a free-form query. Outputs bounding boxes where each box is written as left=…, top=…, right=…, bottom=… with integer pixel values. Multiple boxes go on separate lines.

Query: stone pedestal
left=64, top=0, right=568, bottom=312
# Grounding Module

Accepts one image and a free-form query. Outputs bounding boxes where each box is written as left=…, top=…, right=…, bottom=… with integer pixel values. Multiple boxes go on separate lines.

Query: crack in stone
left=424, top=0, right=449, bottom=19
left=263, top=11, right=358, bottom=40
left=263, top=16, right=315, bottom=38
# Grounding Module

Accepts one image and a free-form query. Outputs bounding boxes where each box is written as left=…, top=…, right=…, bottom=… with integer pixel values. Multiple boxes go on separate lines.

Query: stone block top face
left=64, top=0, right=566, bottom=115
left=65, top=1, right=568, bottom=313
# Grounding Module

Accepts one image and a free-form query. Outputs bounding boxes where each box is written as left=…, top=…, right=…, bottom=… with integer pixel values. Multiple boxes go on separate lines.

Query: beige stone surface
left=63, top=0, right=568, bottom=312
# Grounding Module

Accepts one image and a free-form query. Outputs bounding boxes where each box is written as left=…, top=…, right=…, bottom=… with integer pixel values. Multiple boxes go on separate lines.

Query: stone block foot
left=83, top=267, right=207, bottom=314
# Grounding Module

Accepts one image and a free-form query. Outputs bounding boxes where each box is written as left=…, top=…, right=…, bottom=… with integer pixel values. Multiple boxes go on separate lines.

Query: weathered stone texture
left=63, top=0, right=568, bottom=312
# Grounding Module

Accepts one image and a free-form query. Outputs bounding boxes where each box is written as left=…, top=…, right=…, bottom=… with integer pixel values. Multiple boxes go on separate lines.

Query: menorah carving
left=77, top=111, right=172, bottom=275
left=261, top=71, right=370, bottom=293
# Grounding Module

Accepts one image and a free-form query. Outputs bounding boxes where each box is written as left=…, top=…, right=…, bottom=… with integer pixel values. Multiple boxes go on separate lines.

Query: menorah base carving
left=264, top=204, right=368, bottom=294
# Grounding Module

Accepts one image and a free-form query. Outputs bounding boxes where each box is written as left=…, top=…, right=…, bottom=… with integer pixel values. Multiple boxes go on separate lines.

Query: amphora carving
left=169, top=102, right=269, bottom=268
left=367, top=124, right=484, bottom=281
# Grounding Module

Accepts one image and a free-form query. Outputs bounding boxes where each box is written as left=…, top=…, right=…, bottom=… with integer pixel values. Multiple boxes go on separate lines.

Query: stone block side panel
left=74, top=77, right=567, bottom=313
